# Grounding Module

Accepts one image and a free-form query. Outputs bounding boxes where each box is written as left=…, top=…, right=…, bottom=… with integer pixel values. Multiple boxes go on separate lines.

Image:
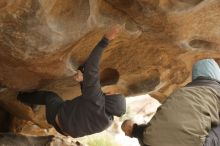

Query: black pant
left=17, top=91, right=64, bottom=134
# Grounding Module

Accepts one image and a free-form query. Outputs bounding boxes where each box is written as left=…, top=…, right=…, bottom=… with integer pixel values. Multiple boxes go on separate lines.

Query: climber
left=121, top=59, right=220, bottom=146
left=17, top=25, right=126, bottom=138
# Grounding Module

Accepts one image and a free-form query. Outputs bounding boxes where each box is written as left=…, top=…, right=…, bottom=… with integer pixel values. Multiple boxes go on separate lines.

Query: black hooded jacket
left=57, top=37, right=126, bottom=138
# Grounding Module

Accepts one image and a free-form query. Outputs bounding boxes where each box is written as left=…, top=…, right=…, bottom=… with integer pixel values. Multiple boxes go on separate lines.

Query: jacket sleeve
left=80, top=37, right=109, bottom=102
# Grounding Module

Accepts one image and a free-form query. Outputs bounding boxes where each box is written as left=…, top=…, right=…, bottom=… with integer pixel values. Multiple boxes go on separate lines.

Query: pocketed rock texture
left=0, top=0, right=220, bottom=140
left=0, top=133, right=82, bottom=146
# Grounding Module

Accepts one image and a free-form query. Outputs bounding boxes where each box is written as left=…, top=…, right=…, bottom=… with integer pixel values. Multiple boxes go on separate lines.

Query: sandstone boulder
left=0, top=0, right=220, bottom=136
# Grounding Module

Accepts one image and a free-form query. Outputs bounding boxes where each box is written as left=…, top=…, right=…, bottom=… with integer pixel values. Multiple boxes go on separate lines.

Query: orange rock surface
left=0, top=0, right=220, bottom=135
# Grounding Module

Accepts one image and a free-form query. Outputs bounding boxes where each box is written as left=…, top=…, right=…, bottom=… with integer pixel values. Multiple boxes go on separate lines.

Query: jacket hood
left=192, top=59, right=220, bottom=81
left=105, top=94, right=126, bottom=117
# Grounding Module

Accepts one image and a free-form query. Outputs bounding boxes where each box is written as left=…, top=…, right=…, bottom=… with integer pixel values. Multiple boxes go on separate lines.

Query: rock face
left=0, top=133, right=81, bottom=146
left=0, top=133, right=53, bottom=146
left=0, top=0, right=220, bottom=137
